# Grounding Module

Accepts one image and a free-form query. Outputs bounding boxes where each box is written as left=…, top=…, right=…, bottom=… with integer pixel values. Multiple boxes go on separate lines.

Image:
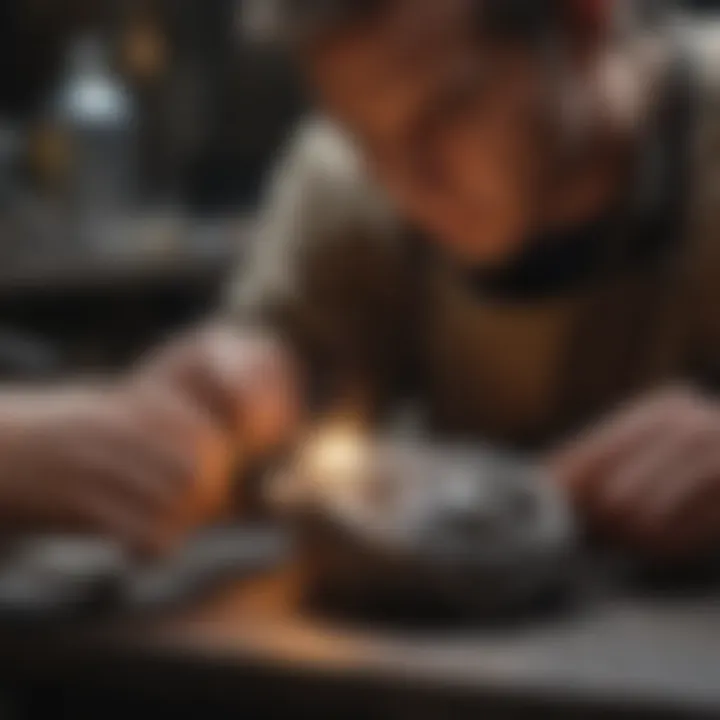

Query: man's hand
left=549, top=387, right=720, bottom=559
left=0, top=326, right=302, bottom=555
left=0, top=386, right=232, bottom=556
left=136, top=325, right=302, bottom=460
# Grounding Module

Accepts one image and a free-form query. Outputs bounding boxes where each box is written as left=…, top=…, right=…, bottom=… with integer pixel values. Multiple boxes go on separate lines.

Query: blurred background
left=0, top=0, right=716, bottom=382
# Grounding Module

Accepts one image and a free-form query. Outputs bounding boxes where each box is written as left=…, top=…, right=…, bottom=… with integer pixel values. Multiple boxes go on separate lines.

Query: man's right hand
left=136, top=325, right=303, bottom=461
left=0, top=327, right=303, bottom=555
left=0, top=385, right=231, bottom=556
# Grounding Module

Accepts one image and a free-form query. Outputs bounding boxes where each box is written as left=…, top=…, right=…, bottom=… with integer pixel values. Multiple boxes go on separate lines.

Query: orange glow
left=301, top=423, right=369, bottom=490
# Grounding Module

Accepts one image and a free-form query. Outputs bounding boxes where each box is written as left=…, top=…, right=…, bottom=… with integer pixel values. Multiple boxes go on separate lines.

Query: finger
left=144, top=331, right=301, bottom=455
left=550, top=404, right=655, bottom=488
left=136, top=386, right=235, bottom=521
left=639, top=446, right=720, bottom=538
left=175, top=330, right=294, bottom=424
left=237, top=349, right=302, bottom=456
left=165, top=335, right=239, bottom=428
left=82, top=402, right=196, bottom=496
left=173, top=431, right=234, bottom=531
left=50, top=425, right=184, bottom=520
left=136, top=329, right=238, bottom=428
left=598, top=438, right=720, bottom=556
left=123, top=387, right=229, bottom=495
left=592, top=451, right=670, bottom=539
left=132, top=381, right=224, bottom=447
left=63, top=401, right=224, bottom=529
left=71, top=490, right=174, bottom=557
left=596, top=421, right=705, bottom=527
left=549, top=391, right=692, bottom=499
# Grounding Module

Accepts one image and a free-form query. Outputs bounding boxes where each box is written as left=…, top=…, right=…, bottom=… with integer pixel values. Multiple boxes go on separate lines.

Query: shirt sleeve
left=224, top=118, right=412, bottom=415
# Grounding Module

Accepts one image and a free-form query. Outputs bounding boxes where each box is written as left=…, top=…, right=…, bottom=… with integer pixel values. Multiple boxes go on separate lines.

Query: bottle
left=53, top=35, right=138, bottom=251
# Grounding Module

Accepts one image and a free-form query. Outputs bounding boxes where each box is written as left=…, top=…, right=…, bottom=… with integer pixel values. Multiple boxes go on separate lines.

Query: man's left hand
left=549, top=387, right=720, bottom=559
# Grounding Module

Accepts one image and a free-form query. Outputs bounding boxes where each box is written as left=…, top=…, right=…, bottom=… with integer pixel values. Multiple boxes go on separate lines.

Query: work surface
left=2, top=543, right=720, bottom=720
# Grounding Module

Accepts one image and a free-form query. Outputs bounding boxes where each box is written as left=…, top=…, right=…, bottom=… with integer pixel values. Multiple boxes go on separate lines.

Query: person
left=2, top=0, right=717, bottom=564
left=215, top=0, right=720, bottom=561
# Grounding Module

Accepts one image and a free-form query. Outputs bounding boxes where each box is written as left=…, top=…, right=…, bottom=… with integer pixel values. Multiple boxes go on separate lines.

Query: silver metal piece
left=271, top=436, right=576, bottom=618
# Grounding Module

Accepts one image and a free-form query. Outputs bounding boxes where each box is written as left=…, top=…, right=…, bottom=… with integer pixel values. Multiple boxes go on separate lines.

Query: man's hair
left=242, top=0, right=672, bottom=47
left=242, top=0, right=383, bottom=45
left=242, top=0, right=556, bottom=46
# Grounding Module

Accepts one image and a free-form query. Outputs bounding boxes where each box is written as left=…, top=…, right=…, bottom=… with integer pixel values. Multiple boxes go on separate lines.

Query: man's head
left=246, top=0, right=671, bottom=266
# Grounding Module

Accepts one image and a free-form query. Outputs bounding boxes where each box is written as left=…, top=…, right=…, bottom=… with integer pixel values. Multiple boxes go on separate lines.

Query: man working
left=220, top=0, right=720, bottom=560
left=0, top=0, right=717, bottom=564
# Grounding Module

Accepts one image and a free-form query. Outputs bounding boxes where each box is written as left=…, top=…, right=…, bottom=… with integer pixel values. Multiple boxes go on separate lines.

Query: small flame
left=302, top=423, right=369, bottom=489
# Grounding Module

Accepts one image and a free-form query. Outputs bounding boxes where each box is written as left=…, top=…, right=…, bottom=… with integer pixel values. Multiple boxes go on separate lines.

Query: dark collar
left=422, top=53, right=697, bottom=302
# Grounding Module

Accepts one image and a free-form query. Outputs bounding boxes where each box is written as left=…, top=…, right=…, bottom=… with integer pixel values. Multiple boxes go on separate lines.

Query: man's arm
left=0, top=126, right=407, bottom=549
left=0, top=383, right=232, bottom=554
left=223, top=118, right=411, bottom=428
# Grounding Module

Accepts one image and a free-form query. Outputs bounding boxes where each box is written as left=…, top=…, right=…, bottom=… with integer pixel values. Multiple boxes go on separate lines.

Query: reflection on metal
left=272, top=437, right=577, bottom=621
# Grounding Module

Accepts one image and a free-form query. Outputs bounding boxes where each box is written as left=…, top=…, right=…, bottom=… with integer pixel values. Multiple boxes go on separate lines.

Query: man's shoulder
left=228, top=117, right=412, bottom=330
left=287, top=116, right=363, bottom=179
left=280, top=116, right=398, bottom=236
